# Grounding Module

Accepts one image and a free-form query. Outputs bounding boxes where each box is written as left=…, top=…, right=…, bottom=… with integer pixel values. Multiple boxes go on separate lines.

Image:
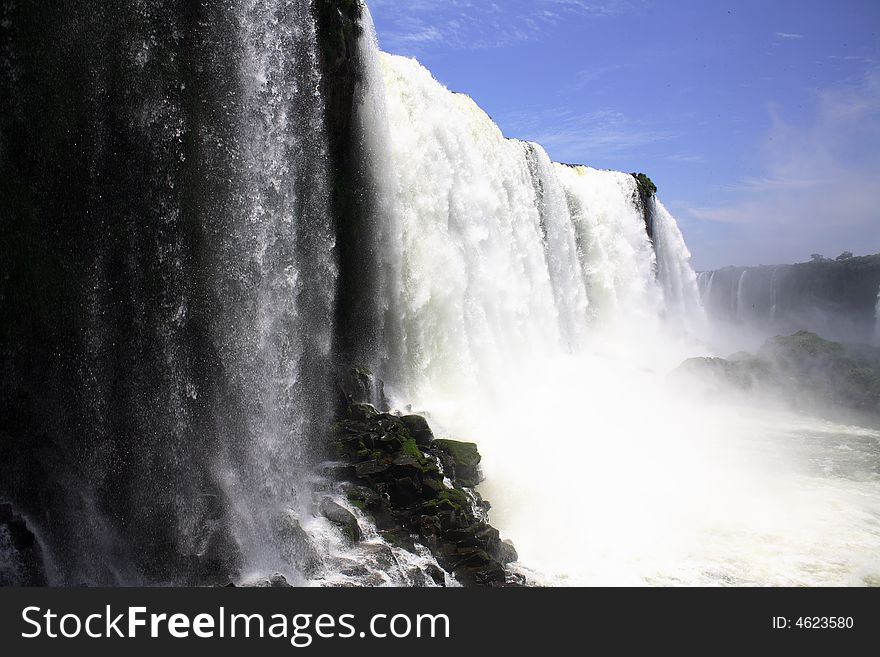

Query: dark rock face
left=0, top=504, right=47, bottom=586
left=313, top=0, right=386, bottom=371
left=332, top=405, right=519, bottom=586
left=337, top=366, right=389, bottom=413
left=0, top=0, right=348, bottom=586
left=400, top=415, right=435, bottom=447
left=433, top=439, right=482, bottom=488
left=631, top=173, right=657, bottom=239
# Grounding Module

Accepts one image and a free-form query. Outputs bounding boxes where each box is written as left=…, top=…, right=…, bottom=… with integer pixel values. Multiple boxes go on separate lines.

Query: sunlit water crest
left=364, top=32, right=880, bottom=586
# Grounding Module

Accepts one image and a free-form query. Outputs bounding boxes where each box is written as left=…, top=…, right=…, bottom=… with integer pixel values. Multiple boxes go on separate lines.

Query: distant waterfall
left=874, top=286, right=880, bottom=346
left=697, top=260, right=880, bottom=346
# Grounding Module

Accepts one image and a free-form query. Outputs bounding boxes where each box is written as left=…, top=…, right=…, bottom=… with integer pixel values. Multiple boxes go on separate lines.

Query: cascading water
left=697, top=259, right=880, bottom=348
left=650, top=198, right=706, bottom=334
left=874, top=286, right=880, bottom=346
left=0, top=0, right=355, bottom=586
left=2, top=0, right=878, bottom=588
left=735, top=270, right=749, bottom=322
left=208, top=0, right=339, bottom=581
left=356, top=21, right=880, bottom=586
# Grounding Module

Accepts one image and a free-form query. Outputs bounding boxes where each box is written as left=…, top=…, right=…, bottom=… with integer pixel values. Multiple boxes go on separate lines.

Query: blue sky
left=368, top=0, right=880, bottom=270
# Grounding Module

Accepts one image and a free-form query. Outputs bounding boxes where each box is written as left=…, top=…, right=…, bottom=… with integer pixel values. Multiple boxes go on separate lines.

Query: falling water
left=357, top=25, right=880, bottom=586
left=735, top=270, right=749, bottom=322
left=211, top=0, right=339, bottom=580
left=874, top=286, right=880, bottom=346
left=3, top=0, right=878, bottom=588
left=651, top=198, right=705, bottom=333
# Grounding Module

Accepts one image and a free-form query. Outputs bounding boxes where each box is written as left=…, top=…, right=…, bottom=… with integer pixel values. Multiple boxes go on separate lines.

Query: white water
left=214, top=0, right=339, bottom=580
left=356, top=38, right=880, bottom=586
left=735, top=270, right=749, bottom=322
left=652, top=198, right=707, bottom=335
left=874, top=286, right=880, bottom=346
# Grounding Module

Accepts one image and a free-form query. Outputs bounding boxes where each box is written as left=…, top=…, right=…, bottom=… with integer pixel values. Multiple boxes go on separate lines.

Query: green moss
left=631, top=172, right=657, bottom=197
left=424, top=488, right=471, bottom=511
left=433, top=439, right=480, bottom=469
left=400, top=438, right=428, bottom=466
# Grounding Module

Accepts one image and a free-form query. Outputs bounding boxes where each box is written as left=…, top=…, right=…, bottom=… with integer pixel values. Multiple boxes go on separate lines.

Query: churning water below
left=396, top=349, right=880, bottom=587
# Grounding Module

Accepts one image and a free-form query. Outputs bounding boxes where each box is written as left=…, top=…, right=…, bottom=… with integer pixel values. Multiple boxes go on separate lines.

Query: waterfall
left=0, top=0, right=339, bottom=585
left=651, top=198, right=705, bottom=332
left=358, top=41, right=747, bottom=585
left=211, top=0, right=338, bottom=579
left=7, top=0, right=876, bottom=588
left=874, top=286, right=880, bottom=346
left=368, top=50, right=698, bottom=400
left=735, top=270, right=749, bottom=322
left=697, top=259, right=880, bottom=346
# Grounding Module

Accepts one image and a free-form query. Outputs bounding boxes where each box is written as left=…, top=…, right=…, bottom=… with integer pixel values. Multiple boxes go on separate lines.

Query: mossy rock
left=400, top=415, right=435, bottom=446
left=400, top=437, right=428, bottom=466
left=348, top=403, right=379, bottom=422
left=424, top=488, right=471, bottom=512
left=631, top=172, right=657, bottom=198
left=433, top=439, right=482, bottom=487
left=433, top=439, right=480, bottom=468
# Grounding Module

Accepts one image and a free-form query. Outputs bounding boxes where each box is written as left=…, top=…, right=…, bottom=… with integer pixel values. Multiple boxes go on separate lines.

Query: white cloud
left=368, top=0, right=647, bottom=53
left=775, top=32, right=805, bottom=40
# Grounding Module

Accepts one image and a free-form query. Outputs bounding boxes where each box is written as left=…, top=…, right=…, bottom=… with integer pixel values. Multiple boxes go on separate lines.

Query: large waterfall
left=2, top=1, right=879, bottom=588
left=354, top=34, right=879, bottom=585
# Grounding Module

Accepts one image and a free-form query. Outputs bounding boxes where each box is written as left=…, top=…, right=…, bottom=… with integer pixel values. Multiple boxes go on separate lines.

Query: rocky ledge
left=328, top=387, right=519, bottom=586
left=675, top=330, right=880, bottom=418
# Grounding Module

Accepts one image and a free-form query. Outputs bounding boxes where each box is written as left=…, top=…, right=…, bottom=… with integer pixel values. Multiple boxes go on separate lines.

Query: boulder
left=318, top=498, right=362, bottom=544
left=400, top=415, right=434, bottom=446
left=432, top=439, right=482, bottom=487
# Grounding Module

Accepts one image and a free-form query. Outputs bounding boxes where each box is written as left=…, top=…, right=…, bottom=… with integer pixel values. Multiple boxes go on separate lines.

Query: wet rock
left=499, top=539, right=519, bottom=565
left=425, top=563, right=447, bottom=587
left=432, top=439, right=482, bottom=487
left=331, top=401, right=516, bottom=587
left=269, top=573, right=292, bottom=588
left=276, top=512, right=321, bottom=576
left=319, top=498, right=362, bottom=544
left=337, top=366, right=390, bottom=412
left=348, top=403, right=380, bottom=423
left=355, top=459, right=391, bottom=477
left=400, top=415, right=434, bottom=447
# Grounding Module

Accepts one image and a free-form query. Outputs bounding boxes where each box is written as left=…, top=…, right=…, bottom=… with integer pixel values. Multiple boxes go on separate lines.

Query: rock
left=269, top=573, right=292, bottom=588
left=275, top=512, right=321, bottom=577
left=425, top=563, right=447, bottom=587
left=330, top=402, right=516, bottom=587
left=499, top=539, right=519, bottom=565
left=400, top=415, right=434, bottom=446
left=432, top=439, right=482, bottom=487
left=319, top=498, right=362, bottom=544
left=348, top=402, right=380, bottom=423
left=337, top=366, right=389, bottom=412
left=344, top=484, right=383, bottom=511
left=355, top=459, right=391, bottom=477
